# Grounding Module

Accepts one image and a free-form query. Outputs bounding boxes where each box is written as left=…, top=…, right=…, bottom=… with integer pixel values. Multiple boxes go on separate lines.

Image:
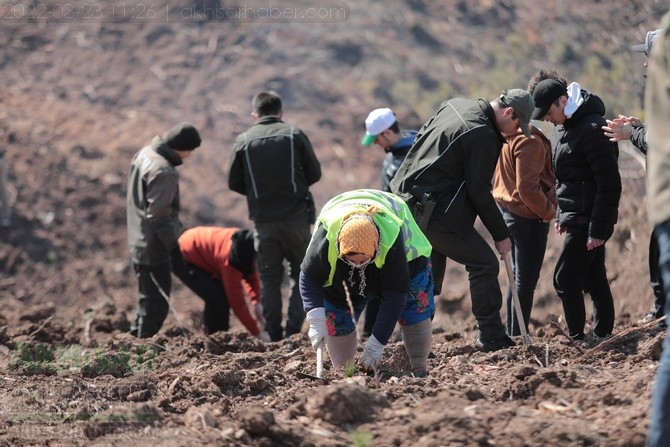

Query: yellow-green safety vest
left=316, top=189, right=432, bottom=287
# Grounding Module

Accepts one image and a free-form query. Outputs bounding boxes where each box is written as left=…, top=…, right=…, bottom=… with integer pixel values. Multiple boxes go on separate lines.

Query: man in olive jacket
left=127, top=122, right=201, bottom=338
left=229, top=91, right=321, bottom=341
left=390, top=89, right=534, bottom=352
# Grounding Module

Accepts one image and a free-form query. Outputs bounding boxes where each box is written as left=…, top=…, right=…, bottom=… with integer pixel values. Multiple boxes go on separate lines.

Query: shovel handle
left=504, top=252, right=531, bottom=345
left=316, top=341, right=324, bottom=378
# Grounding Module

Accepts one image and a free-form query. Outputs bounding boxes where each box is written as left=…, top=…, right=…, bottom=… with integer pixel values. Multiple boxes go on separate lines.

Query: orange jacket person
left=177, top=226, right=268, bottom=340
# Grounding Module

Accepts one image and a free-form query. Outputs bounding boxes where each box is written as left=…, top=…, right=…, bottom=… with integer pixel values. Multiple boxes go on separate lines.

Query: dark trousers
left=255, top=215, right=311, bottom=341
left=647, top=220, right=670, bottom=446
left=501, top=209, right=550, bottom=336
left=553, top=227, right=614, bottom=338
left=175, top=263, right=230, bottom=334
left=130, top=262, right=171, bottom=338
left=424, top=218, right=507, bottom=340
left=649, top=231, right=666, bottom=318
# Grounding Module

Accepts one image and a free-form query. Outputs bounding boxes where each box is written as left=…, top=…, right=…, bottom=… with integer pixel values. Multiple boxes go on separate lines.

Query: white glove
left=305, top=307, right=327, bottom=348
left=253, top=302, right=265, bottom=326
left=257, top=331, right=271, bottom=343
left=360, top=335, right=384, bottom=371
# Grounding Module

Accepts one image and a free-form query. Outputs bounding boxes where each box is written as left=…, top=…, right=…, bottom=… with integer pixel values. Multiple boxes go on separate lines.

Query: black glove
left=170, top=247, right=187, bottom=277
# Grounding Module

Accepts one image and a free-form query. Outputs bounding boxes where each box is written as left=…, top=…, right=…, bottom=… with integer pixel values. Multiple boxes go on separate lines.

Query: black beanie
left=229, top=229, right=256, bottom=275
left=164, top=122, right=201, bottom=150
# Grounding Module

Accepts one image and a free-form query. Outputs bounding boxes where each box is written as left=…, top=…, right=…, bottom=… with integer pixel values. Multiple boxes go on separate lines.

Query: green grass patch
left=8, top=342, right=159, bottom=377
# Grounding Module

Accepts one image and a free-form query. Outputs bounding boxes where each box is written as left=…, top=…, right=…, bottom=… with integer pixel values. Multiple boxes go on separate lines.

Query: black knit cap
left=229, top=229, right=256, bottom=275
left=164, top=122, right=201, bottom=151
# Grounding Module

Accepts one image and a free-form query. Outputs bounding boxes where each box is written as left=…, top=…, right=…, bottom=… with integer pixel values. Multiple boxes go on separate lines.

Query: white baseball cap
left=361, top=108, right=396, bottom=146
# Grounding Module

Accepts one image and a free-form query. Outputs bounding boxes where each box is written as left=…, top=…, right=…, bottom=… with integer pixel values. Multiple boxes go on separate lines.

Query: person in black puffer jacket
left=531, top=76, right=622, bottom=341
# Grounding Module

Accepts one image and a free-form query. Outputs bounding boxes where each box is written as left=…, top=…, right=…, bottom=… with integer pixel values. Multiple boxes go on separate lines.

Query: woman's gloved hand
left=305, top=307, right=327, bottom=348
left=360, top=335, right=384, bottom=372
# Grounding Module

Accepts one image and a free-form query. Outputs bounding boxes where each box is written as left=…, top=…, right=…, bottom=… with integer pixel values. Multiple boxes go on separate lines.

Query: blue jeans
left=501, top=209, right=549, bottom=336
left=648, top=219, right=670, bottom=446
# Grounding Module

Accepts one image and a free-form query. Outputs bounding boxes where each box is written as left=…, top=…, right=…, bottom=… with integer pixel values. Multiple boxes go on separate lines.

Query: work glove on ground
left=170, top=247, right=187, bottom=277
left=360, top=335, right=384, bottom=372
left=305, top=307, right=327, bottom=349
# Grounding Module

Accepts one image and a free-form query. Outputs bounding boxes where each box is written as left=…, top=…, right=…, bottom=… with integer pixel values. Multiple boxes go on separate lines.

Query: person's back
left=228, top=91, right=321, bottom=341
left=177, top=226, right=266, bottom=339
left=390, top=89, right=535, bottom=352
left=394, top=99, right=496, bottom=198
left=229, top=93, right=321, bottom=223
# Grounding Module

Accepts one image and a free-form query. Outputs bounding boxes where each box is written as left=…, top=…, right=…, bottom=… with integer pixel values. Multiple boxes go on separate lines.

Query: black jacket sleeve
left=630, top=124, right=647, bottom=155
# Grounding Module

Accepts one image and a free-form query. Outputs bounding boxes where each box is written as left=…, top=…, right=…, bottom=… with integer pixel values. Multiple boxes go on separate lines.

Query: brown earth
left=0, top=1, right=668, bottom=445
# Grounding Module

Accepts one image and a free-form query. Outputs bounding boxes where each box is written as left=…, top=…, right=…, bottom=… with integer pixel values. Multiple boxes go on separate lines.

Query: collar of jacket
left=478, top=99, right=506, bottom=145
left=255, top=115, right=283, bottom=125
left=563, top=90, right=606, bottom=128
left=152, top=136, right=183, bottom=167
left=385, top=130, right=417, bottom=154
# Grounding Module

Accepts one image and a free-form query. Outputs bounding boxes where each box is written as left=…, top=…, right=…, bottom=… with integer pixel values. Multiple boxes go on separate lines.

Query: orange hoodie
left=178, top=227, right=261, bottom=336
left=493, top=126, right=557, bottom=221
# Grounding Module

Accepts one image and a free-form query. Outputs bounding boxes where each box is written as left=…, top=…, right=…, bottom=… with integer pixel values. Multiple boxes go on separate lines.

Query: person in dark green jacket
left=390, top=89, right=534, bottom=352
left=126, top=122, right=201, bottom=338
